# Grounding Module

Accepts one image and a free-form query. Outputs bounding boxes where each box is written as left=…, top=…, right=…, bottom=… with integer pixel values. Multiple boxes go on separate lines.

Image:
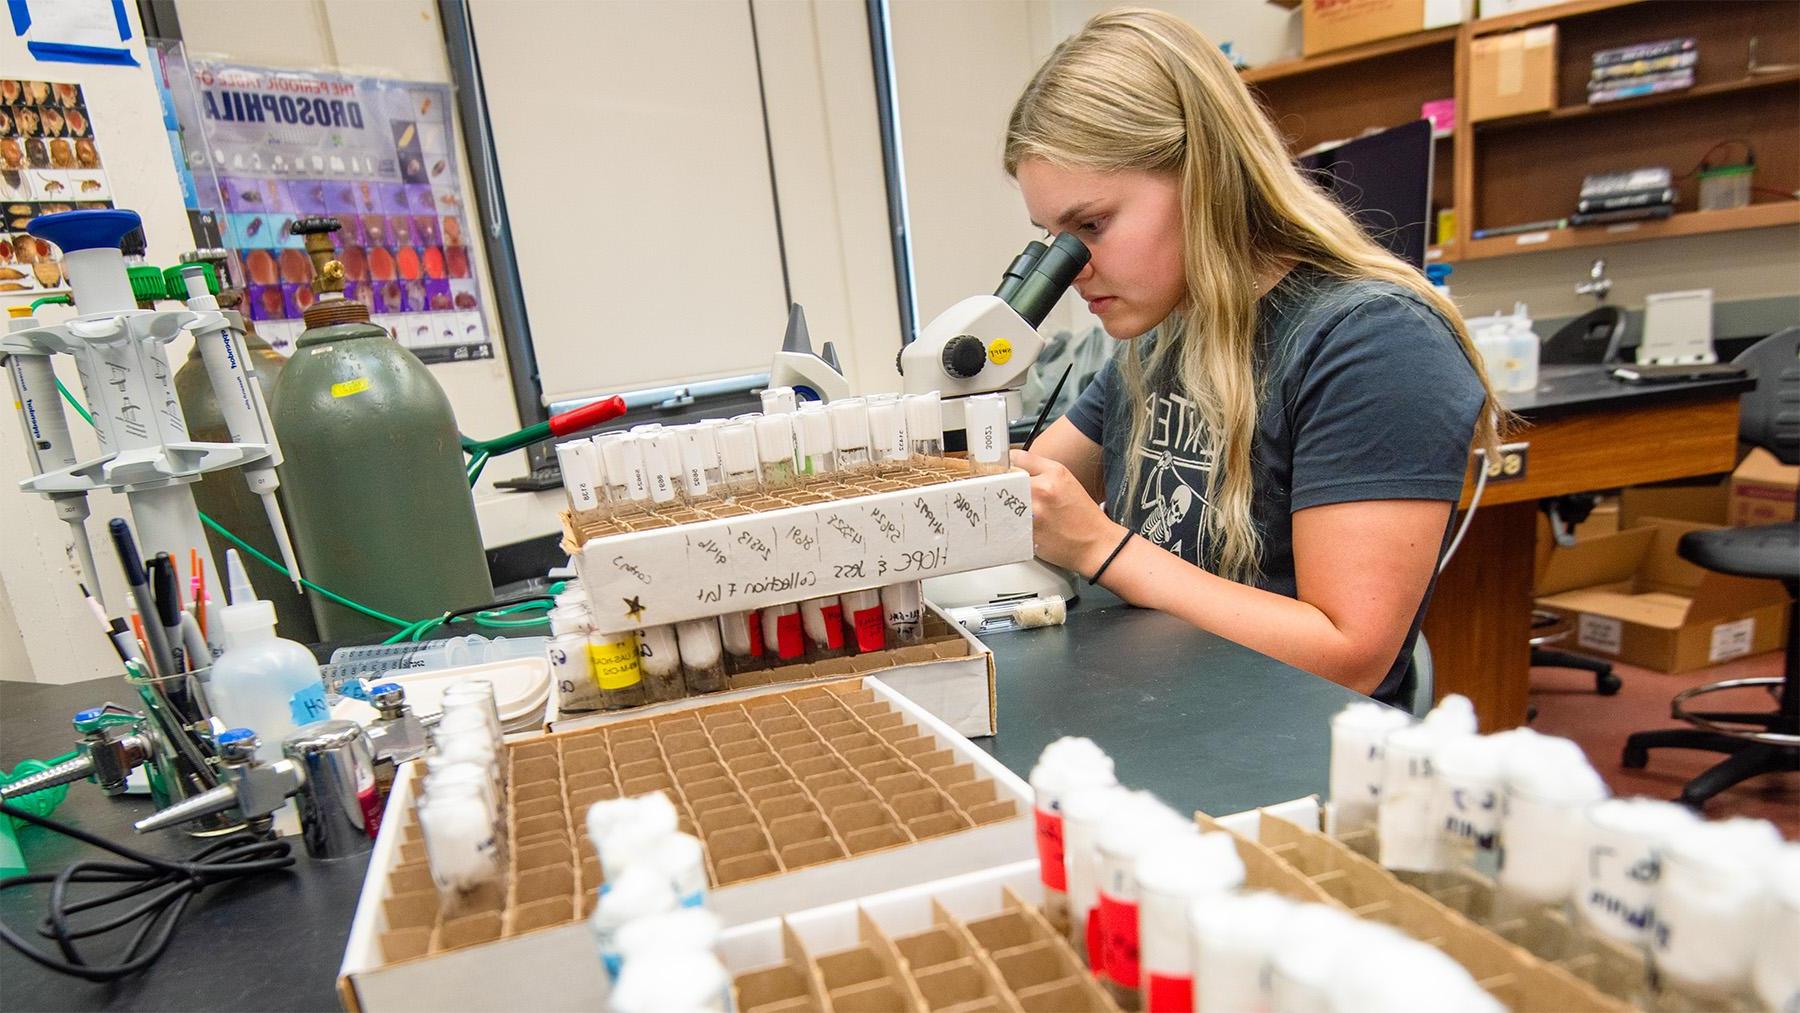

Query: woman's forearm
left=1092, top=529, right=1391, bottom=695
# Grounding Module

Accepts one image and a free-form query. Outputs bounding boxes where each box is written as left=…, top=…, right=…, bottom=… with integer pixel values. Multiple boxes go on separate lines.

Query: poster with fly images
left=183, top=61, right=489, bottom=362
left=1, top=79, right=115, bottom=297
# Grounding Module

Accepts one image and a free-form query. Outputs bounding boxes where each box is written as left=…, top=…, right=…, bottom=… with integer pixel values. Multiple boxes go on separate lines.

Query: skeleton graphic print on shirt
left=1127, top=388, right=1214, bottom=560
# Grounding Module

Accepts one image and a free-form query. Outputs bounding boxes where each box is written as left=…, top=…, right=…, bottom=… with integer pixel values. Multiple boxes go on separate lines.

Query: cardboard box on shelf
left=1534, top=518, right=1791, bottom=673
left=1730, top=448, right=1798, bottom=526
left=1469, top=25, right=1558, bottom=121
left=337, top=676, right=1033, bottom=1013
left=1476, top=0, right=1564, bottom=17
left=1302, top=0, right=1471, bottom=57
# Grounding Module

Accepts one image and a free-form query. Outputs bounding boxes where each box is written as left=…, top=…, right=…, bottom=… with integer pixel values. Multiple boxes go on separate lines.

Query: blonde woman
left=1009, top=9, right=1502, bottom=704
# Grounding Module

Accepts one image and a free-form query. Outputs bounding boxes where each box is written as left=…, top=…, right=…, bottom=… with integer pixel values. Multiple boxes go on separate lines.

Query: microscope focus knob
left=941, top=335, right=987, bottom=379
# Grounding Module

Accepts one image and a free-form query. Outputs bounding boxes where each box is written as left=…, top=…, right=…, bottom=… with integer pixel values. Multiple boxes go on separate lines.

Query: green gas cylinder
left=269, top=218, right=492, bottom=641
left=174, top=289, right=319, bottom=643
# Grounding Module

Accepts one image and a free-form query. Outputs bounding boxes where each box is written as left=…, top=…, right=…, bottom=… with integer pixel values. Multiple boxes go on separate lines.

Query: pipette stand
left=2, top=209, right=297, bottom=656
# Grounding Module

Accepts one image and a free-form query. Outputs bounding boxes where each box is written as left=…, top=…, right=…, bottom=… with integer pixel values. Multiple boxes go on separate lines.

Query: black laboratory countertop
left=1501, top=363, right=1756, bottom=423
left=1, top=589, right=1362, bottom=1011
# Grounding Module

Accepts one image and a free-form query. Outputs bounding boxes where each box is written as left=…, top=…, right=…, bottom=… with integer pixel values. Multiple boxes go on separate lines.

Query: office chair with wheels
left=1620, top=327, right=1800, bottom=810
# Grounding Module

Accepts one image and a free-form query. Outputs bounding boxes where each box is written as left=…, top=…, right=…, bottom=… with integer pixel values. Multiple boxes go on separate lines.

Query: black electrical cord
left=0, top=800, right=294, bottom=982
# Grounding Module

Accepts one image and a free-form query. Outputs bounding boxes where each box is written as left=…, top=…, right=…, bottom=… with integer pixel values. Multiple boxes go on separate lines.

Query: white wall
left=0, top=4, right=202, bottom=686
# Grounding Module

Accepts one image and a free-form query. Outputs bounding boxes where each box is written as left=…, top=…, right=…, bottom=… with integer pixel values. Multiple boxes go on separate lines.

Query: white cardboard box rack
left=572, top=469, right=1033, bottom=635
left=337, top=676, right=1034, bottom=1013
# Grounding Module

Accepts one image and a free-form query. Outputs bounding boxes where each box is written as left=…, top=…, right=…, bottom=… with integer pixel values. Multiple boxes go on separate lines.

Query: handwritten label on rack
left=907, top=490, right=950, bottom=553
left=817, top=506, right=869, bottom=570
left=947, top=487, right=987, bottom=557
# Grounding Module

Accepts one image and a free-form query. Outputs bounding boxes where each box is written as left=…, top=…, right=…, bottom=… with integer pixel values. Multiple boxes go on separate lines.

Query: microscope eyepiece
left=993, top=240, right=1049, bottom=303
left=1006, top=232, right=1090, bottom=329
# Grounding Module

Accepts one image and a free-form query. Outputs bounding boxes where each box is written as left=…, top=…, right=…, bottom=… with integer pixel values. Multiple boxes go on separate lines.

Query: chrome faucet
left=1576, top=258, right=1612, bottom=303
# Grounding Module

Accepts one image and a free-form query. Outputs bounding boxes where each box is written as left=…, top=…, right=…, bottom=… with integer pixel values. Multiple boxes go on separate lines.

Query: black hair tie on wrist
left=1088, top=530, right=1134, bottom=586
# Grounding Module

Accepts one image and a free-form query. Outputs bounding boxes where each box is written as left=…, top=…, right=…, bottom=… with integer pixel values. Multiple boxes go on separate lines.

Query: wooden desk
left=1422, top=365, right=1753, bottom=731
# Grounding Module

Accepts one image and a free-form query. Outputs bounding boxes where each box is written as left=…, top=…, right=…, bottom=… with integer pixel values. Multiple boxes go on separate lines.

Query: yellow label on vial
left=331, top=376, right=371, bottom=398
left=988, top=338, right=1013, bottom=365
left=589, top=639, right=643, bottom=690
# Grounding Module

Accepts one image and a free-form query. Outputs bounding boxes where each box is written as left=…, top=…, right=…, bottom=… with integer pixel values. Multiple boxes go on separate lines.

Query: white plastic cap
left=963, top=393, right=1011, bottom=465
left=867, top=398, right=909, bottom=464
left=828, top=398, right=870, bottom=452
left=794, top=408, right=834, bottom=463
left=759, top=386, right=797, bottom=414
left=754, top=414, right=795, bottom=466
left=717, top=421, right=759, bottom=476
left=219, top=599, right=277, bottom=639
left=905, top=391, right=943, bottom=446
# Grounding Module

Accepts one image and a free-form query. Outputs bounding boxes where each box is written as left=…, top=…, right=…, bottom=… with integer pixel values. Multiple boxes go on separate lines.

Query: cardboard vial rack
left=338, top=677, right=1033, bottom=1013
left=552, top=604, right=1001, bottom=739
left=562, top=458, right=1033, bottom=635
left=708, top=861, right=1117, bottom=1013
left=1200, top=811, right=1631, bottom=1012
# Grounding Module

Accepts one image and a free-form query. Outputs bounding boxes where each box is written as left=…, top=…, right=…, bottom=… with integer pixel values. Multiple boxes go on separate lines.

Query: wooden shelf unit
left=1241, top=0, right=1800, bottom=264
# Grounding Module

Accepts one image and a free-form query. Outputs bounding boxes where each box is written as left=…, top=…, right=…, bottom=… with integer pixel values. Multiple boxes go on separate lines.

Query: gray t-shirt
left=1064, top=265, right=1484, bottom=703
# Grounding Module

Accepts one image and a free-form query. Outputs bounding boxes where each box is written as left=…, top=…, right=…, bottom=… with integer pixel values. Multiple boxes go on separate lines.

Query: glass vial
left=906, top=391, right=944, bottom=459
left=715, top=421, right=761, bottom=499
left=675, top=617, right=727, bottom=694
left=964, top=393, right=1012, bottom=475
left=794, top=405, right=837, bottom=484
left=554, top=438, right=607, bottom=528
left=759, top=385, right=797, bottom=415
left=828, top=398, right=872, bottom=475
left=868, top=396, right=911, bottom=475
left=760, top=602, right=805, bottom=663
left=718, top=609, right=765, bottom=674
left=636, top=624, right=685, bottom=703
left=588, top=628, right=645, bottom=710
left=754, top=414, right=798, bottom=491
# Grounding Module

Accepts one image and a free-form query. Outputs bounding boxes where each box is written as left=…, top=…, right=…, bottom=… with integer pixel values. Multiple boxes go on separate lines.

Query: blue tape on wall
left=10, top=0, right=139, bottom=66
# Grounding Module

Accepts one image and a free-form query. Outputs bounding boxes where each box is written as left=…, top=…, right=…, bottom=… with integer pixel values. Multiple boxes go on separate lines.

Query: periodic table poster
left=181, top=61, right=490, bottom=362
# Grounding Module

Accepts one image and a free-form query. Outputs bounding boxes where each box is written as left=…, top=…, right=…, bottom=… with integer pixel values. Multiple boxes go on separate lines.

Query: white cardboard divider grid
left=573, top=469, right=1033, bottom=635
left=336, top=676, right=1034, bottom=1013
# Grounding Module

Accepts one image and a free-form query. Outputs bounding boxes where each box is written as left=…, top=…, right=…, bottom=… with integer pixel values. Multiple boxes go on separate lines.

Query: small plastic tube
left=715, top=421, right=762, bottom=498
left=799, top=594, right=846, bottom=658
left=554, top=439, right=607, bottom=526
left=588, top=628, right=646, bottom=710
left=867, top=396, right=910, bottom=474
left=1135, top=831, right=1244, bottom=1008
left=549, top=631, right=603, bottom=713
left=1378, top=719, right=1468, bottom=873
left=1064, top=784, right=1132, bottom=963
left=1496, top=731, right=1608, bottom=907
left=636, top=624, right=685, bottom=703
left=963, top=393, right=1012, bottom=475
left=841, top=587, right=885, bottom=654
left=793, top=405, right=837, bottom=482
left=879, top=581, right=925, bottom=645
left=647, top=830, right=709, bottom=908
left=1094, top=792, right=1191, bottom=1008
left=599, top=434, right=650, bottom=512
left=759, top=600, right=805, bottom=663
left=614, top=908, right=721, bottom=977
left=759, top=385, right=797, bottom=415
left=1189, top=891, right=1296, bottom=1013
left=1029, top=738, right=1117, bottom=937
left=675, top=617, right=727, bottom=694
left=717, top=608, right=765, bottom=673
left=828, top=397, right=872, bottom=474
left=646, top=431, right=684, bottom=507
left=1432, top=733, right=1509, bottom=877
left=1326, top=701, right=1410, bottom=837
left=1267, top=903, right=1362, bottom=1013
left=1577, top=797, right=1699, bottom=945
left=609, top=947, right=731, bottom=1013
left=590, top=864, right=676, bottom=980
left=434, top=708, right=502, bottom=788
left=677, top=424, right=721, bottom=503
left=417, top=780, right=503, bottom=910
left=422, top=756, right=500, bottom=827
left=754, top=413, right=798, bottom=491
left=906, top=391, right=944, bottom=459
left=441, top=679, right=502, bottom=747
left=1753, top=845, right=1800, bottom=1013
left=1653, top=818, right=1784, bottom=1001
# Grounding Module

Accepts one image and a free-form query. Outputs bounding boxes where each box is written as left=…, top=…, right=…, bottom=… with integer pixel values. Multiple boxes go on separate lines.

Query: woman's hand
left=1011, top=448, right=1126, bottom=576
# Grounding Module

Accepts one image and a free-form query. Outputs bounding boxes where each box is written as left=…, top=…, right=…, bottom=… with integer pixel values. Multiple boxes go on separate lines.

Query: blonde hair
left=1005, top=8, right=1502, bottom=582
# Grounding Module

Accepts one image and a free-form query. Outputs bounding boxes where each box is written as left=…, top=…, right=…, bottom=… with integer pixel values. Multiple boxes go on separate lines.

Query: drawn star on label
left=622, top=596, right=646, bottom=621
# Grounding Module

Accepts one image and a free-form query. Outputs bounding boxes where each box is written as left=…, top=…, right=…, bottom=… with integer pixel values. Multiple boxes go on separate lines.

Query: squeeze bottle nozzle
left=226, top=548, right=258, bottom=607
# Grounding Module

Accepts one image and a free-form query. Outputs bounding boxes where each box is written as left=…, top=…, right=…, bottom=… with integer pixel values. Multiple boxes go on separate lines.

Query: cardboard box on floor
left=1731, top=448, right=1799, bottom=526
left=1302, top=0, right=1471, bottom=57
left=1534, top=517, right=1790, bottom=673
